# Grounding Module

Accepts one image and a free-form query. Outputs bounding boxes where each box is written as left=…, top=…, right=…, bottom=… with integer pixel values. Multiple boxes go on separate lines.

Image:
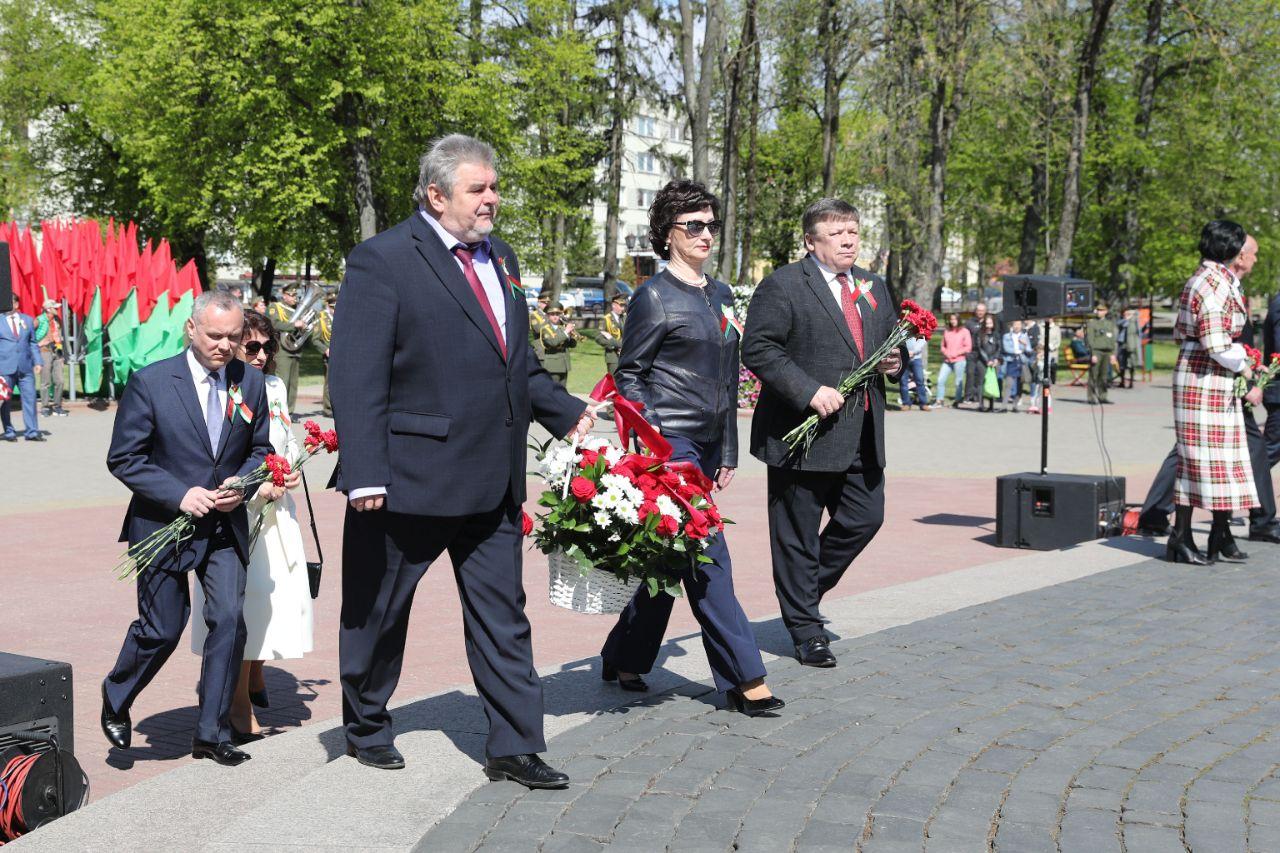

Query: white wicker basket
left=546, top=550, right=641, bottom=615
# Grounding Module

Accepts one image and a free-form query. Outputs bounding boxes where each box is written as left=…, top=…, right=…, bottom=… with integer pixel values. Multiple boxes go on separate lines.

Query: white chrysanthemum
left=655, top=495, right=682, bottom=521
left=604, top=446, right=624, bottom=466
left=608, top=532, right=622, bottom=542
left=582, top=435, right=611, bottom=453
left=593, top=510, right=612, bottom=528
left=615, top=505, right=640, bottom=525
left=590, top=493, right=610, bottom=511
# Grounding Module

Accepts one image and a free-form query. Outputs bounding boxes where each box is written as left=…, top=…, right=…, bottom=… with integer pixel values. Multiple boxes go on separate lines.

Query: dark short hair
left=648, top=179, right=720, bottom=260
left=242, top=309, right=279, bottom=375
left=1199, top=220, right=1246, bottom=264
left=802, top=198, right=860, bottom=237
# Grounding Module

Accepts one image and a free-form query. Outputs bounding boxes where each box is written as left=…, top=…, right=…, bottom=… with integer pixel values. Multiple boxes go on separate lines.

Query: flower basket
left=546, top=549, right=641, bottom=614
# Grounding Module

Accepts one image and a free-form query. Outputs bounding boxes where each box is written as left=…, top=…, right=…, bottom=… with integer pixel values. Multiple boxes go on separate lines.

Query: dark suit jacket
left=1263, top=295, right=1280, bottom=407
left=742, top=256, right=901, bottom=472
left=107, top=352, right=272, bottom=572
left=328, top=213, right=586, bottom=516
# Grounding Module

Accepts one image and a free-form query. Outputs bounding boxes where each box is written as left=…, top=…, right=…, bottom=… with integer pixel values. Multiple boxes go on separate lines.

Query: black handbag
left=300, top=470, right=323, bottom=599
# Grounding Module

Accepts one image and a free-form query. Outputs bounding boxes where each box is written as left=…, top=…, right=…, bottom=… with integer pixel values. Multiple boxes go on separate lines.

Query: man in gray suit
left=742, top=199, right=903, bottom=668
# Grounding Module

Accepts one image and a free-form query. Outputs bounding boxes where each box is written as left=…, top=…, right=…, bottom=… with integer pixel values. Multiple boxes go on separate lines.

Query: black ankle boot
left=1166, top=507, right=1210, bottom=565
left=1208, top=512, right=1248, bottom=562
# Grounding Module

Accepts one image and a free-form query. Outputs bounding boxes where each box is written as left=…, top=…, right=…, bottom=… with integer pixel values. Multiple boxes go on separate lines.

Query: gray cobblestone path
left=417, top=557, right=1280, bottom=852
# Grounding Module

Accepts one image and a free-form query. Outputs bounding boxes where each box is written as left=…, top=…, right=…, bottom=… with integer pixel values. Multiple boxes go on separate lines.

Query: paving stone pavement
left=418, top=556, right=1280, bottom=852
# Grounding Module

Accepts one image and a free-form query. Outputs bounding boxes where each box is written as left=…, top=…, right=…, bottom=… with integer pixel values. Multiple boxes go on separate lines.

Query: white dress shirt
left=420, top=210, right=507, bottom=338
left=185, top=348, right=227, bottom=425
left=811, top=257, right=864, bottom=320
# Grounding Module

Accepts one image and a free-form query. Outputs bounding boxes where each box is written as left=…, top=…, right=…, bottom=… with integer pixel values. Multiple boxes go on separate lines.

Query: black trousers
left=766, top=418, right=884, bottom=644
left=601, top=434, right=766, bottom=694
left=105, top=536, right=247, bottom=744
left=1265, top=402, right=1280, bottom=467
left=339, top=499, right=543, bottom=759
left=963, top=355, right=985, bottom=403
left=1138, top=407, right=1277, bottom=532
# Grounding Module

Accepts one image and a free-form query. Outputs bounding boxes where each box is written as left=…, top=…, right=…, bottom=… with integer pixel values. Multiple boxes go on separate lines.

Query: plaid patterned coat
left=1172, top=261, right=1258, bottom=512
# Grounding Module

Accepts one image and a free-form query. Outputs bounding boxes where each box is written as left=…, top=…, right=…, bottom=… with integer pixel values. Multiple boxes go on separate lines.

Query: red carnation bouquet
left=783, top=298, right=938, bottom=457
left=533, top=376, right=728, bottom=601
left=1236, top=345, right=1280, bottom=398
left=247, top=420, right=340, bottom=551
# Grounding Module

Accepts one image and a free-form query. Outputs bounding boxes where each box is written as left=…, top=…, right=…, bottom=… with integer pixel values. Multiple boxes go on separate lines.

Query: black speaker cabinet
left=996, top=472, right=1125, bottom=550
left=0, top=652, right=74, bottom=756
left=1001, top=274, right=1094, bottom=321
left=0, top=241, right=11, bottom=313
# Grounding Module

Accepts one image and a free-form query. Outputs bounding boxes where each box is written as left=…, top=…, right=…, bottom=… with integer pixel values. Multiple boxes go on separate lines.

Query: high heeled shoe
left=1207, top=529, right=1248, bottom=563
left=725, top=689, right=785, bottom=717
left=1165, top=529, right=1210, bottom=565
left=601, top=661, right=649, bottom=692
left=249, top=688, right=270, bottom=708
left=230, top=723, right=265, bottom=745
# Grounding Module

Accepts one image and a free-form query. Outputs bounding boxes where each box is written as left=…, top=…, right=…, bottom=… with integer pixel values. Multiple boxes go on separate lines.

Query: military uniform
left=1085, top=313, right=1118, bottom=403
left=592, top=309, right=625, bottom=375
left=540, top=322, right=576, bottom=386
left=529, top=304, right=550, bottom=362
left=313, top=306, right=334, bottom=417
left=268, top=299, right=306, bottom=413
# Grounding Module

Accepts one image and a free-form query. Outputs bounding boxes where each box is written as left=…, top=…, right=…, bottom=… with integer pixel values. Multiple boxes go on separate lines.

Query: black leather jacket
left=615, top=270, right=739, bottom=467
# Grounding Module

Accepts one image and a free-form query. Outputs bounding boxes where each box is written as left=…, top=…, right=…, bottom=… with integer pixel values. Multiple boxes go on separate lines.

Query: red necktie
left=452, top=245, right=507, bottom=359
left=9, top=315, right=18, bottom=338
left=837, top=273, right=870, bottom=410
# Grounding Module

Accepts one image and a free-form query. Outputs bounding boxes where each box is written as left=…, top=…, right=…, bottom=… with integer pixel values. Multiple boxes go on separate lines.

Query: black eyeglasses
left=243, top=340, right=278, bottom=357
left=672, top=220, right=723, bottom=238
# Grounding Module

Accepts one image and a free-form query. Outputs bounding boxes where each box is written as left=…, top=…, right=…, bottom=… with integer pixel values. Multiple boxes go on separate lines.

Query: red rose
left=521, top=510, right=534, bottom=536
left=638, top=500, right=660, bottom=521
left=704, top=505, right=722, bottom=525
left=570, top=476, right=597, bottom=503
left=578, top=448, right=600, bottom=469
left=684, top=519, right=710, bottom=540
left=656, top=515, right=679, bottom=538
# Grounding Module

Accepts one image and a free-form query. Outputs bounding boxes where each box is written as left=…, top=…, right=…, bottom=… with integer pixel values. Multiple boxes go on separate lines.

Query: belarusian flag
left=107, top=288, right=140, bottom=386
left=83, top=288, right=104, bottom=394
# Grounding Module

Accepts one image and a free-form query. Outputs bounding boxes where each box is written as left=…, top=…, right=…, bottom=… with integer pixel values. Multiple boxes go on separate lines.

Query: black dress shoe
left=795, top=636, right=837, bottom=668
left=192, top=740, right=251, bottom=766
left=601, top=661, right=649, bottom=692
left=1249, top=526, right=1280, bottom=543
left=346, top=742, right=405, bottom=770
left=483, top=753, right=569, bottom=789
left=249, top=688, right=270, bottom=708
left=725, top=689, right=786, bottom=717
left=0, top=432, right=16, bottom=442
left=100, top=681, right=131, bottom=750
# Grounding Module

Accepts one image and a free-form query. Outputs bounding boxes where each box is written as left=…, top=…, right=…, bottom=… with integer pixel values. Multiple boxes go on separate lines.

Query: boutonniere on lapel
left=855, top=279, right=878, bottom=311
left=720, top=304, right=744, bottom=338
left=495, top=256, right=524, bottom=301
left=268, top=398, right=290, bottom=427
left=225, top=383, right=254, bottom=424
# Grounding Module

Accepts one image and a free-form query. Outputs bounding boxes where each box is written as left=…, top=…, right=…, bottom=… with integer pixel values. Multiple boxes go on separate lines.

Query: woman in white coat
left=193, top=309, right=313, bottom=739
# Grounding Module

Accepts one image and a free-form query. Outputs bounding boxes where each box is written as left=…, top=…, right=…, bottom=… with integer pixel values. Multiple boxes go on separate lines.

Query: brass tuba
left=281, top=284, right=325, bottom=350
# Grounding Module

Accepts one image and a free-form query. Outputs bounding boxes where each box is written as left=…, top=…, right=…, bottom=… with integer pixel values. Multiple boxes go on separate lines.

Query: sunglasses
left=243, top=340, right=278, bottom=357
left=672, top=219, right=723, bottom=238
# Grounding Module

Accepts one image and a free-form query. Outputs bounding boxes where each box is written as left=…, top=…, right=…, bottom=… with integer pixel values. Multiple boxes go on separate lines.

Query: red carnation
left=684, top=518, right=710, bottom=540
left=304, top=435, right=319, bottom=452
left=1245, top=344, right=1264, bottom=371
left=578, top=448, right=600, bottom=469
left=304, top=420, right=323, bottom=441
left=521, top=510, right=534, bottom=536
left=322, top=429, right=339, bottom=453
left=656, top=515, right=679, bottom=538
left=264, top=454, right=292, bottom=487
left=569, top=476, right=597, bottom=503
left=638, top=500, right=660, bottom=521
left=704, top=505, right=722, bottom=526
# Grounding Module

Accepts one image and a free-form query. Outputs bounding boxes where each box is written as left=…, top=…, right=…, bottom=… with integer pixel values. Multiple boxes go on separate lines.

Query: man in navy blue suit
left=329, top=134, right=594, bottom=788
left=0, top=293, right=44, bottom=441
left=100, top=291, right=274, bottom=766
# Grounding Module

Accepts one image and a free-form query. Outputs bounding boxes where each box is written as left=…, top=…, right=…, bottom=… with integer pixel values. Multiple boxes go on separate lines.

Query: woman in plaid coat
left=1170, top=220, right=1260, bottom=564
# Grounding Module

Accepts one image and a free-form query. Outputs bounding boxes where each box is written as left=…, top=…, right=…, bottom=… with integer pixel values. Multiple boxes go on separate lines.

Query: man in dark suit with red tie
left=329, top=134, right=593, bottom=788
left=742, top=199, right=903, bottom=669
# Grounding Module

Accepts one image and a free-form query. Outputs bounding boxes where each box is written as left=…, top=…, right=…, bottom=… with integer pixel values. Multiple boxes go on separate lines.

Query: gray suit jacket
left=742, top=256, right=900, bottom=472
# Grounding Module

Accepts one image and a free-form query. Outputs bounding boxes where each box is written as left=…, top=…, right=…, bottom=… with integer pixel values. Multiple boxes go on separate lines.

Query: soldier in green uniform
left=1085, top=301, right=1119, bottom=404
left=589, top=292, right=627, bottom=375
left=539, top=304, right=577, bottom=387
left=529, top=294, right=551, bottom=362
left=267, top=284, right=308, bottom=415
left=313, top=294, right=335, bottom=418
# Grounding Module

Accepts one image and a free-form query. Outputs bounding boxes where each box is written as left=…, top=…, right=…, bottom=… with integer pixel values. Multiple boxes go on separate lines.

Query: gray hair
left=412, top=134, right=497, bottom=206
left=802, top=198, right=860, bottom=237
left=191, top=291, right=243, bottom=324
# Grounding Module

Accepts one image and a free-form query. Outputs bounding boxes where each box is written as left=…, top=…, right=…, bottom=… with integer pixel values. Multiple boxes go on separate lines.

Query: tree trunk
left=817, top=0, right=842, bottom=195
left=678, top=0, right=723, bottom=185
left=546, top=212, right=567, bottom=304
left=260, top=257, right=277, bottom=300
left=469, top=0, right=484, bottom=65
left=602, top=0, right=627, bottom=300
left=719, top=0, right=755, bottom=280
left=737, top=6, right=761, bottom=289
left=1017, top=157, right=1047, bottom=273
left=1046, top=0, right=1116, bottom=275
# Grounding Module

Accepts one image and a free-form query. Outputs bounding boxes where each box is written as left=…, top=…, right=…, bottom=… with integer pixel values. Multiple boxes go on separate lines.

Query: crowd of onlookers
left=895, top=301, right=1147, bottom=413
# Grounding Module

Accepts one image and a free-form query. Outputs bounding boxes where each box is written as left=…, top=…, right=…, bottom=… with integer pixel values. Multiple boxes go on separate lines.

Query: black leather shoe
left=1249, top=526, right=1280, bottom=543
left=0, top=432, right=16, bottom=442
left=230, top=724, right=265, bottom=745
left=192, top=739, right=251, bottom=766
left=483, top=753, right=569, bottom=789
left=249, top=688, right=270, bottom=708
left=795, top=636, right=837, bottom=668
left=346, top=742, right=405, bottom=770
left=725, top=689, right=786, bottom=717
left=601, top=661, right=649, bottom=692
left=100, top=681, right=131, bottom=750
left=1208, top=529, right=1248, bottom=563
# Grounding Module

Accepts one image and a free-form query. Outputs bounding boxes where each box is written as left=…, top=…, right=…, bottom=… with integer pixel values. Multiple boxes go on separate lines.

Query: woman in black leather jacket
left=600, top=179, right=783, bottom=716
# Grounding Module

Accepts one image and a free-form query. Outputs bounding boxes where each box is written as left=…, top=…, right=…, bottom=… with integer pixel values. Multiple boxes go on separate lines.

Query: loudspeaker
left=1001, top=274, right=1094, bottom=321
left=0, top=242, right=11, bottom=313
left=0, top=652, right=74, bottom=756
left=996, top=472, right=1125, bottom=550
